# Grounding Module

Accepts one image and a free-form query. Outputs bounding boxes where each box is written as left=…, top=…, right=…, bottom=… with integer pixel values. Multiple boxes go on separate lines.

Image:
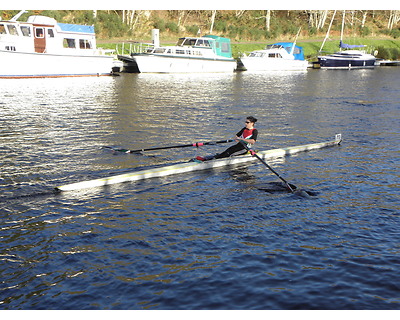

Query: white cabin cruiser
left=118, top=33, right=236, bottom=73
left=0, top=11, right=114, bottom=78
left=240, top=42, right=308, bottom=71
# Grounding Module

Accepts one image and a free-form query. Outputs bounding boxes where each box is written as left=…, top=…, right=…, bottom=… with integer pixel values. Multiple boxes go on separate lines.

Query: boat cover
left=57, top=23, right=95, bottom=34
left=339, top=40, right=365, bottom=49
left=204, top=35, right=233, bottom=58
left=274, top=42, right=305, bottom=60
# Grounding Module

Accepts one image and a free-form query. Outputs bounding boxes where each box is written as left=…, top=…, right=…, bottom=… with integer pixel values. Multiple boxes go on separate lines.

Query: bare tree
left=307, top=10, right=329, bottom=29
left=361, top=10, right=368, bottom=28
left=255, top=10, right=271, bottom=32
left=265, top=10, right=271, bottom=32
left=235, top=10, right=246, bottom=18
left=388, top=10, right=400, bottom=30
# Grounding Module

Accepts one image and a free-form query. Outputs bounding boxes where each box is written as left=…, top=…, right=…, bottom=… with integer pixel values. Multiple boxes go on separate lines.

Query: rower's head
left=245, top=116, right=257, bottom=128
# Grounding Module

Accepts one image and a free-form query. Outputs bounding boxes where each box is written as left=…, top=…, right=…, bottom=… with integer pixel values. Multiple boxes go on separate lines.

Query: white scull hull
left=56, top=135, right=342, bottom=192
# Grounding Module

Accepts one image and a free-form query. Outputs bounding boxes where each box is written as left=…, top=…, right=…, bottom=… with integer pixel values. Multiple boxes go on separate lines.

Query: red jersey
left=237, top=127, right=258, bottom=141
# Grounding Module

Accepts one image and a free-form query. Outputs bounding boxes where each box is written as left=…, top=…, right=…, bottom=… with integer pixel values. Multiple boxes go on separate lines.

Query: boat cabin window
left=268, top=53, right=282, bottom=58
left=177, top=38, right=197, bottom=46
left=79, top=39, right=92, bottom=49
left=20, top=26, right=31, bottom=37
left=221, top=42, right=230, bottom=53
left=249, top=52, right=263, bottom=57
left=63, top=38, right=76, bottom=48
left=0, top=24, right=6, bottom=34
left=185, top=39, right=197, bottom=46
left=266, top=44, right=283, bottom=50
left=7, top=24, right=18, bottom=36
left=35, top=27, right=44, bottom=38
left=47, top=29, right=55, bottom=38
left=154, top=48, right=166, bottom=53
left=203, top=40, right=211, bottom=47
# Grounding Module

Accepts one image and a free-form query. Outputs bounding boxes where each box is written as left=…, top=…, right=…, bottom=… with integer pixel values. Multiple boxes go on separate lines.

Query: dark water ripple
left=1, top=70, right=400, bottom=309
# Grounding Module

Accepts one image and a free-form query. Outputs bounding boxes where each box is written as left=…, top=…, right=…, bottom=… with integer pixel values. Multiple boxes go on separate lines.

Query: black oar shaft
left=104, top=139, right=234, bottom=154
left=240, top=141, right=296, bottom=193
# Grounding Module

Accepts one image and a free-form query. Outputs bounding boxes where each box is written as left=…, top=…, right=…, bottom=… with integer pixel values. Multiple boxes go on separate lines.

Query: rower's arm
left=235, top=136, right=256, bottom=145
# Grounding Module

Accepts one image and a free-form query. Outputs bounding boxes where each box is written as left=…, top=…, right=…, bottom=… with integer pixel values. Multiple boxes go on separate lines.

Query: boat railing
left=116, top=42, right=154, bottom=56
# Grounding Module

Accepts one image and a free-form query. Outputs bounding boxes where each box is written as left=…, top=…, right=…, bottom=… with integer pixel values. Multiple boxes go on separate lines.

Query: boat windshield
left=249, top=52, right=264, bottom=57
left=266, top=44, right=283, bottom=50
left=177, top=38, right=197, bottom=46
left=177, top=38, right=211, bottom=47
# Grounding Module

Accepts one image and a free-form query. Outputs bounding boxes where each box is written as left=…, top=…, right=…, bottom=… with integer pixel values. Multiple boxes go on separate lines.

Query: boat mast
left=319, top=10, right=337, bottom=53
left=290, top=27, right=302, bottom=55
left=340, top=10, right=346, bottom=51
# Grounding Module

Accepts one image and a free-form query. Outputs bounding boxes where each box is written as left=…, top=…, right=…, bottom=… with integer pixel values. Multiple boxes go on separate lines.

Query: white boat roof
left=27, top=15, right=57, bottom=25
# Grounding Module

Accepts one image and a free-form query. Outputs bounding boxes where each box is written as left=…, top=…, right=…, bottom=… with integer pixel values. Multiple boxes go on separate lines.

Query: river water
left=0, top=68, right=399, bottom=310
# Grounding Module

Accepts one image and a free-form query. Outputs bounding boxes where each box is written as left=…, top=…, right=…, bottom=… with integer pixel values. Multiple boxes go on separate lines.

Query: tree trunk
left=266, top=10, right=271, bottom=32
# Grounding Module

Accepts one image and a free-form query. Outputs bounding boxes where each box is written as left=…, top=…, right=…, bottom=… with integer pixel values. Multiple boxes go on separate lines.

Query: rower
left=196, top=116, right=258, bottom=161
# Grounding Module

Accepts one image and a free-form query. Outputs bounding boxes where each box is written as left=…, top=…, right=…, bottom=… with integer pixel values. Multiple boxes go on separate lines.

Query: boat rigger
left=56, top=134, right=342, bottom=192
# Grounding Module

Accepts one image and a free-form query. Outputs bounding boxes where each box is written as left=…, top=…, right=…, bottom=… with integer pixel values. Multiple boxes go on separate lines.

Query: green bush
left=40, top=10, right=65, bottom=22
left=391, top=28, right=400, bottom=39
left=97, top=12, right=128, bottom=38
left=186, top=25, right=200, bottom=35
left=359, top=26, right=371, bottom=37
left=248, top=28, right=264, bottom=40
left=214, top=20, right=228, bottom=33
left=380, top=28, right=400, bottom=39
left=283, top=24, right=298, bottom=35
left=153, top=18, right=166, bottom=32
left=375, top=46, right=400, bottom=60
left=308, top=27, right=318, bottom=36
left=166, top=22, right=179, bottom=33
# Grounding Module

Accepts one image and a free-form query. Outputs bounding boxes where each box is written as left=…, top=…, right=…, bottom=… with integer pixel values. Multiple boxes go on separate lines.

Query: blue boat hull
left=318, top=54, right=375, bottom=69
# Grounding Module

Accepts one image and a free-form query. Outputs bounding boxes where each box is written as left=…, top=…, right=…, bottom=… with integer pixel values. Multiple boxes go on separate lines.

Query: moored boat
left=56, top=134, right=342, bottom=192
left=317, top=11, right=376, bottom=70
left=118, top=31, right=236, bottom=73
left=240, top=42, right=309, bottom=71
left=318, top=42, right=376, bottom=69
left=0, top=11, right=114, bottom=78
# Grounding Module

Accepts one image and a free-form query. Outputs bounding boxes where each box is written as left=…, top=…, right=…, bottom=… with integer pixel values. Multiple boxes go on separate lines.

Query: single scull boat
left=56, top=134, right=342, bottom=192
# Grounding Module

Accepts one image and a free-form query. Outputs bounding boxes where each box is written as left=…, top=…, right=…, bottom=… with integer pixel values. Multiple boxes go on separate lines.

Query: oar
left=102, top=139, right=234, bottom=154
left=239, top=141, right=297, bottom=193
